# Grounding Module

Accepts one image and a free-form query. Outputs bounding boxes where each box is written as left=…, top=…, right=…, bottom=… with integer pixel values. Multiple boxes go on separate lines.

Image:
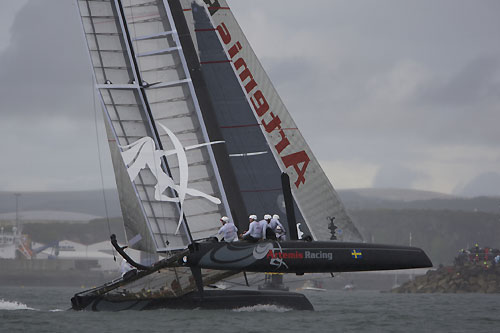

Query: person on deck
left=218, top=216, right=238, bottom=242
left=271, top=214, right=286, bottom=241
left=241, top=215, right=262, bottom=242
left=275, top=225, right=286, bottom=241
left=259, top=214, right=277, bottom=240
left=120, top=258, right=136, bottom=280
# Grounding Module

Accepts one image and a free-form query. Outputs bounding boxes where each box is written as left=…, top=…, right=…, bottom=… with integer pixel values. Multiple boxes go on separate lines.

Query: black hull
left=186, top=241, right=433, bottom=273
left=70, top=240, right=432, bottom=312
left=71, top=289, right=313, bottom=311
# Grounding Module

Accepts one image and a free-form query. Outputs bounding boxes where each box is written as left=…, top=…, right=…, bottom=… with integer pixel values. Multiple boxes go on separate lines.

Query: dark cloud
left=0, top=0, right=92, bottom=118
left=423, top=57, right=500, bottom=107
left=0, top=0, right=114, bottom=191
left=0, top=0, right=499, bottom=195
left=0, top=1, right=28, bottom=50
left=242, top=0, right=500, bottom=150
left=410, top=56, right=500, bottom=146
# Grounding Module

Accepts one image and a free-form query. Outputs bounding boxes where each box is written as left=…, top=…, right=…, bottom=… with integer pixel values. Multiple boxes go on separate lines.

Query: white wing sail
left=77, top=0, right=232, bottom=252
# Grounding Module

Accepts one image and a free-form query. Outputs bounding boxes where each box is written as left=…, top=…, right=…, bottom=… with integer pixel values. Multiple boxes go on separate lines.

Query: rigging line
left=92, top=72, right=116, bottom=263
left=116, top=0, right=171, bottom=250
left=126, top=1, right=154, bottom=253
left=85, top=1, right=129, bottom=263
left=154, top=5, right=168, bottom=246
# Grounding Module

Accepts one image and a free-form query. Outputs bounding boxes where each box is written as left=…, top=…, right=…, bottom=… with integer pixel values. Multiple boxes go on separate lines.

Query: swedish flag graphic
left=351, top=249, right=362, bottom=259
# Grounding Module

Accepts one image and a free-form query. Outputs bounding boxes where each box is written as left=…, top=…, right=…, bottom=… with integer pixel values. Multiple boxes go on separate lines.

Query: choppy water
left=1, top=287, right=499, bottom=332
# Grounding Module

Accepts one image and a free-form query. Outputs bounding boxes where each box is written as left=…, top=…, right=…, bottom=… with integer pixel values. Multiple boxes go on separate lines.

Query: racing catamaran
left=71, top=0, right=431, bottom=311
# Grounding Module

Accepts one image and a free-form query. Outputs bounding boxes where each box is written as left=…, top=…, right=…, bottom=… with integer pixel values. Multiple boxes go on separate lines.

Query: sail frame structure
left=76, top=0, right=233, bottom=253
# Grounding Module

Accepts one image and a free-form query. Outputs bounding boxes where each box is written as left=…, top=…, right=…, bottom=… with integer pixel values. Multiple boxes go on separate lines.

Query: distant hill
left=0, top=190, right=121, bottom=217
left=350, top=209, right=500, bottom=265
left=338, top=188, right=500, bottom=213
left=1, top=188, right=498, bottom=218
left=0, top=210, right=102, bottom=223
left=341, top=188, right=456, bottom=201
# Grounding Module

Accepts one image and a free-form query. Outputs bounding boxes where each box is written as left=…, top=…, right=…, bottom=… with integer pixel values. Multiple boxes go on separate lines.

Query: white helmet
left=264, top=214, right=272, bottom=220
left=273, top=214, right=279, bottom=220
left=220, top=216, right=229, bottom=223
left=249, top=214, right=257, bottom=220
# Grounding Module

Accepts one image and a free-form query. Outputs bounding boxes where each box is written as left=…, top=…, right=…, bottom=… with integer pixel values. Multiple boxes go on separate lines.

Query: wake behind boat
left=298, top=280, right=326, bottom=292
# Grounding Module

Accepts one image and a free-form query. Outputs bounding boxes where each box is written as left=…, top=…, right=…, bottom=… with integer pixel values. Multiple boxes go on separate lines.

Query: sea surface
left=1, top=286, right=499, bottom=333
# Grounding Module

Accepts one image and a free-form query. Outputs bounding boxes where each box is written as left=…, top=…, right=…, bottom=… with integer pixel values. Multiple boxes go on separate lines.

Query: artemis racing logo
left=256, top=243, right=334, bottom=271
left=267, top=250, right=303, bottom=260
left=266, top=250, right=333, bottom=261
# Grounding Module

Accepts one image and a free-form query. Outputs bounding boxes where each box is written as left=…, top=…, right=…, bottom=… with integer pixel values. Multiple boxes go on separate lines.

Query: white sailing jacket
left=270, top=218, right=285, bottom=234
left=218, top=222, right=238, bottom=242
left=243, top=220, right=263, bottom=239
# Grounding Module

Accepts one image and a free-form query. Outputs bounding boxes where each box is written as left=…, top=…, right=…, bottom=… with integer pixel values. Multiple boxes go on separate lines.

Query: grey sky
left=0, top=0, right=499, bottom=196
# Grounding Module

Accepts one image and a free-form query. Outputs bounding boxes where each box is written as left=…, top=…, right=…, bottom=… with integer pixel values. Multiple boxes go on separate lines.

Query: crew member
left=241, top=215, right=262, bottom=242
left=260, top=214, right=276, bottom=240
left=275, top=225, right=286, bottom=241
left=218, top=216, right=238, bottom=242
left=271, top=214, right=286, bottom=241
left=120, top=258, right=136, bottom=280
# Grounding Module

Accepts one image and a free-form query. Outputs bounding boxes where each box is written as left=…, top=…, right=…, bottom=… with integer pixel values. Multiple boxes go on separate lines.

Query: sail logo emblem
left=254, top=242, right=289, bottom=269
left=119, top=123, right=223, bottom=234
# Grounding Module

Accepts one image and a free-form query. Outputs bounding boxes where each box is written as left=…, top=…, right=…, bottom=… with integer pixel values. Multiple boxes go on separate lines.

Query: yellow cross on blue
left=351, top=249, right=362, bottom=259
